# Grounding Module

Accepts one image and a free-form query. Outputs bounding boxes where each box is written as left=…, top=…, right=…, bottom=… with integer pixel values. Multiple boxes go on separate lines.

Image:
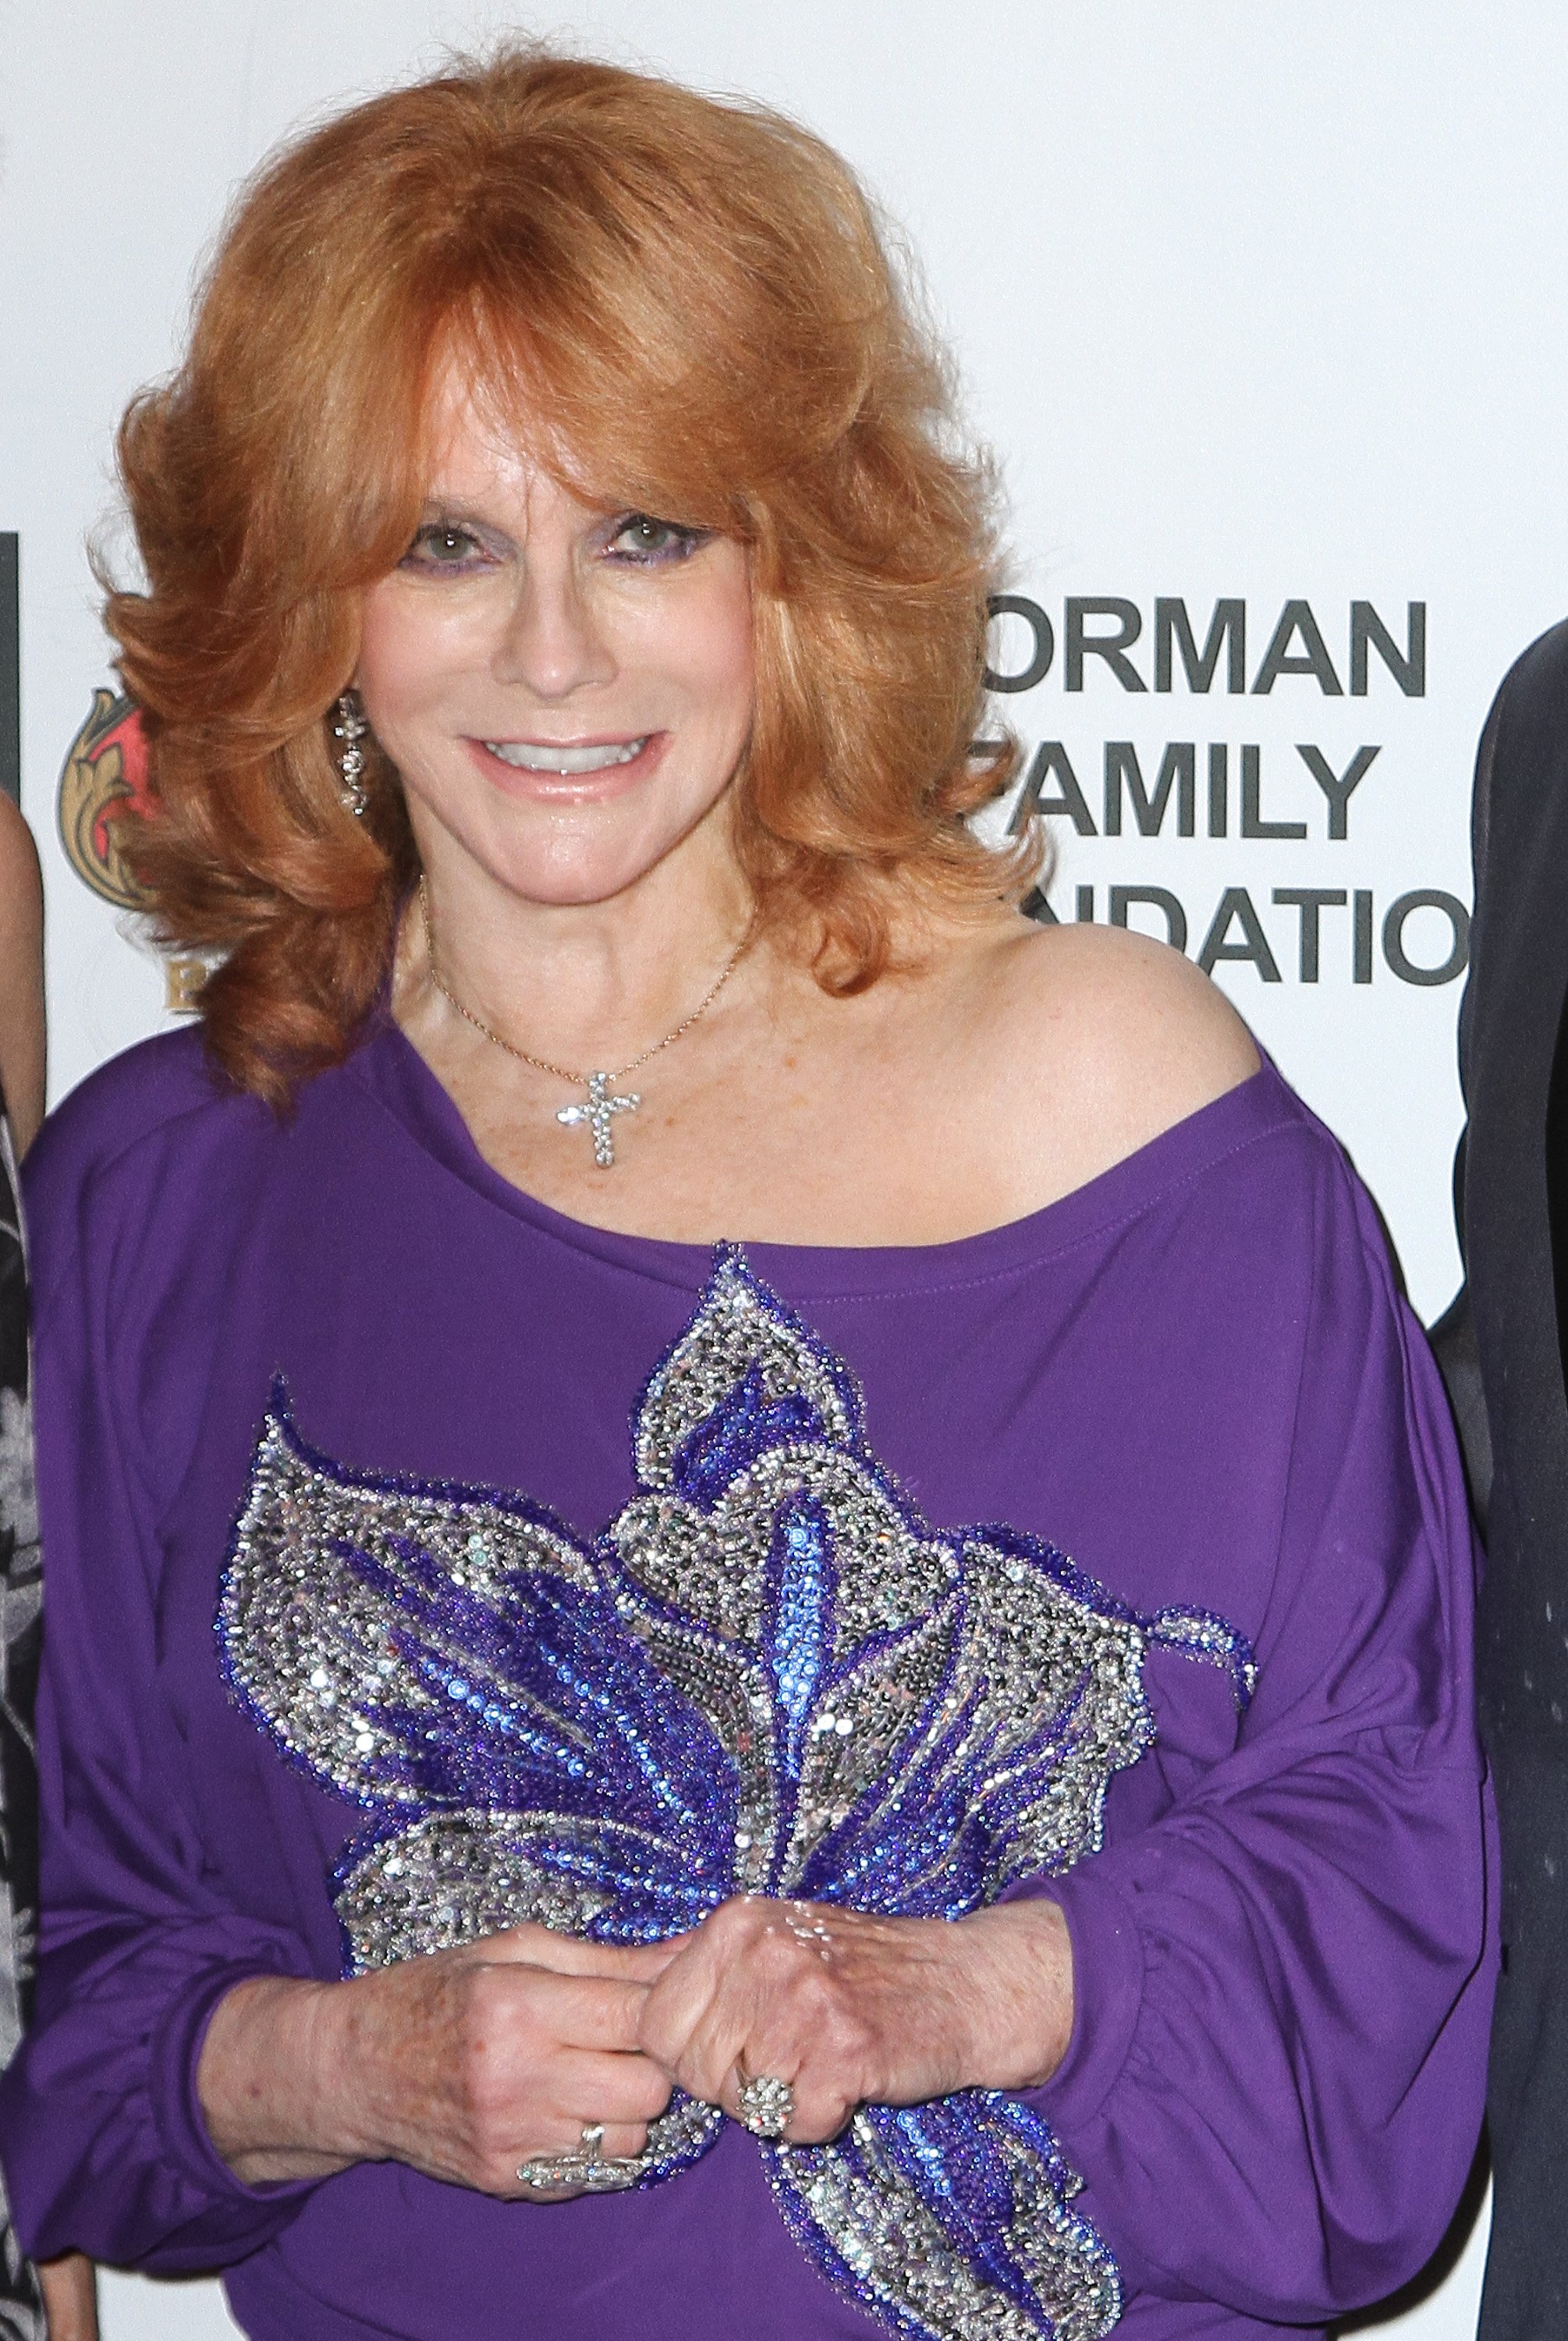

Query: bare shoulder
left=1001, top=918, right=1258, bottom=1089
left=965, top=918, right=1261, bottom=1202
left=0, top=797, right=44, bottom=1153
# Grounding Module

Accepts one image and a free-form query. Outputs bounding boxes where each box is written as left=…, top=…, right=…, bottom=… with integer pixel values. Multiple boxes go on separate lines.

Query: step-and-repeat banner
left=7, top=4, right=1567, bottom=2334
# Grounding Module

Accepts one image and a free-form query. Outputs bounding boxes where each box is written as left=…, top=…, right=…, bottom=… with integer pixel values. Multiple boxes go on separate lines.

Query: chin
left=482, top=805, right=734, bottom=910
left=493, top=853, right=676, bottom=910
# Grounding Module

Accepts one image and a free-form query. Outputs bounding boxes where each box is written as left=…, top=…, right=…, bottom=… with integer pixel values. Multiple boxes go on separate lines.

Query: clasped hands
left=200, top=1893, right=1073, bottom=2199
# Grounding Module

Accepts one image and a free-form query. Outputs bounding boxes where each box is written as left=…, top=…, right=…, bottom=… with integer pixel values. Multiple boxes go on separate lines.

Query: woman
left=0, top=45, right=1492, bottom=2341
left=0, top=794, right=96, bottom=2341
left=0, top=794, right=98, bottom=2341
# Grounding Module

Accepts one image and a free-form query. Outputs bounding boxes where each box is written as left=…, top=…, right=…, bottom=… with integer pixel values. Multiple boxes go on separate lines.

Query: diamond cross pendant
left=555, top=1071, right=641, bottom=1167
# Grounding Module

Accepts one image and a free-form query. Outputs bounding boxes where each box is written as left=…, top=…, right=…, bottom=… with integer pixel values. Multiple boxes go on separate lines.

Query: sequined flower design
left=219, top=1247, right=1254, bottom=2341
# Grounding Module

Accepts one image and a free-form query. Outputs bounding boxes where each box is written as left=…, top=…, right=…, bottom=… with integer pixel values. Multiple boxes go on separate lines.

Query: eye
left=399, top=522, right=491, bottom=573
left=606, top=513, right=705, bottom=566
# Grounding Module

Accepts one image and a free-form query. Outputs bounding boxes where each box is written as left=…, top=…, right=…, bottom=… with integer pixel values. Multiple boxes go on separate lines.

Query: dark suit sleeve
left=1462, top=686, right=1505, bottom=1105
left=1446, top=616, right=1568, bottom=2341
left=1428, top=687, right=1504, bottom=1532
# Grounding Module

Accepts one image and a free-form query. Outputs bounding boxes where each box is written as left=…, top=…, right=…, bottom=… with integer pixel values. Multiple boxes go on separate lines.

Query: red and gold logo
left=57, top=688, right=207, bottom=1011
left=57, top=686, right=153, bottom=909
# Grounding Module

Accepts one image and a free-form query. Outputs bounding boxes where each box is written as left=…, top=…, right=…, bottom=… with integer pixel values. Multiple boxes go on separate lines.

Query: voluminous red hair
left=108, top=42, right=1034, bottom=1105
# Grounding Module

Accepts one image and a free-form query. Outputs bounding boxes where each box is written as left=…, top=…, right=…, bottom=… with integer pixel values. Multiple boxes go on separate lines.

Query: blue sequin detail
left=218, top=1243, right=1256, bottom=2341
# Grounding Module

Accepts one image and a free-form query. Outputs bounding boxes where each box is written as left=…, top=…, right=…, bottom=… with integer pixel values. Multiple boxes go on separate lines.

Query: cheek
left=677, top=572, right=755, bottom=737
left=356, top=587, right=471, bottom=725
left=355, top=586, right=409, bottom=712
left=709, top=620, right=756, bottom=732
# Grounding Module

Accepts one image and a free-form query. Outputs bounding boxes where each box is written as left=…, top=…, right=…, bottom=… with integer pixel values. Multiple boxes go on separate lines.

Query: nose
left=489, top=556, right=616, bottom=700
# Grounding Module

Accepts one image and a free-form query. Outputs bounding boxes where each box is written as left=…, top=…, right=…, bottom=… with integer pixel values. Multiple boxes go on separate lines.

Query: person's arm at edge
left=0, top=794, right=45, bottom=1156
left=37, top=2253, right=98, bottom=2339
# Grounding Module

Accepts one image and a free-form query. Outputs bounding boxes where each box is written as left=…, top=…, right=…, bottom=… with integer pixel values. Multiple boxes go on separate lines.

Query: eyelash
left=605, top=515, right=708, bottom=567
left=400, top=524, right=491, bottom=574
left=399, top=514, right=708, bottom=575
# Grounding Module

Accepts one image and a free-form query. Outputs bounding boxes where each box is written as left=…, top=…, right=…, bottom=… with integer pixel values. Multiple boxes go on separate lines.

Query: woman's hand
left=636, top=1896, right=1073, bottom=2144
left=199, top=1924, right=676, bottom=2197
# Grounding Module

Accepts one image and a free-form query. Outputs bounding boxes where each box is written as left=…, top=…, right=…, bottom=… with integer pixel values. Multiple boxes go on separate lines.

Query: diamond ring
left=736, top=2073, right=794, bottom=2140
left=516, top=2121, right=643, bottom=2193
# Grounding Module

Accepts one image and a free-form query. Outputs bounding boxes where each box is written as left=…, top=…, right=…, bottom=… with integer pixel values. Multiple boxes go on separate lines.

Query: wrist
left=199, top=1972, right=357, bottom=2183
left=956, top=1900, right=1075, bottom=2092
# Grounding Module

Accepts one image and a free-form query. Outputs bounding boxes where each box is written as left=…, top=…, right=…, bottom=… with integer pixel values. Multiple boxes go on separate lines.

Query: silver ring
left=736, top=2073, right=794, bottom=2140
left=516, top=2121, right=641, bottom=2194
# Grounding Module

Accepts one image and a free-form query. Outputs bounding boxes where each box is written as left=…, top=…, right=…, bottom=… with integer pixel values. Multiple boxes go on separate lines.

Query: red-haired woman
left=0, top=46, right=1492, bottom=2341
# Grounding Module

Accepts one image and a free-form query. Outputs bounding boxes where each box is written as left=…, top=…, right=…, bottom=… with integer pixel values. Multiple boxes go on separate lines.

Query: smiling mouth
left=482, top=737, right=651, bottom=775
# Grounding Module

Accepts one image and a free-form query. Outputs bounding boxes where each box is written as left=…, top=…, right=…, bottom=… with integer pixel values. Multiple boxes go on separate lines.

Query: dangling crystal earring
left=332, top=691, right=369, bottom=818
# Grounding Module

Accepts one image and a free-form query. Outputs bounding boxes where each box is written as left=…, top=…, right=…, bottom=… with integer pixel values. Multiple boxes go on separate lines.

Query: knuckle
left=775, top=1966, right=831, bottom=2034
left=455, top=1991, right=541, bottom=2116
left=710, top=1897, right=757, bottom=1948
left=453, top=1963, right=498, bottom=2036
left=761, top=1923, right=798, bottom=1970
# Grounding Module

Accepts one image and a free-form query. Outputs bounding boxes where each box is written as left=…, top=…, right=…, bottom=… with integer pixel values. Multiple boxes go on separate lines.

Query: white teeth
left=484, top=737, right=648, bottom=774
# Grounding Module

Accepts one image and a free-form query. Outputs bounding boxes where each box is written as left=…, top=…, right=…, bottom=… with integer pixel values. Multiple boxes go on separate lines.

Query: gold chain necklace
left=418, top=876, right=751, bottom=1168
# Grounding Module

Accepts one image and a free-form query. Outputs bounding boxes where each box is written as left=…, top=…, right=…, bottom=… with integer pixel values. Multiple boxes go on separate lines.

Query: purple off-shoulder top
left=0, top=1022, right=1495, bottom=2340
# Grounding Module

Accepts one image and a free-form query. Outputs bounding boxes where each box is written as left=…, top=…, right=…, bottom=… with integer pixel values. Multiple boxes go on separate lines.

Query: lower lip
left=465, top=733, right=668, bottom=802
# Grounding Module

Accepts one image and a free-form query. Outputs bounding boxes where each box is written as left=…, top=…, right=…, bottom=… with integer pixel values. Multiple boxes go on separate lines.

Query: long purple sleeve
left=0, top=1026, right=1493, bottom=2341
left=2, top=1067, right=317, bottom=2268
left=1028, top=1149, right=1494, bottom=2318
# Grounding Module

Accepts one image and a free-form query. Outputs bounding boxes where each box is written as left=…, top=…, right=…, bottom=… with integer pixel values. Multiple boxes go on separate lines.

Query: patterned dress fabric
left=216, top=1250, right=1254, bottom=2339
left=0, top=1024, right=1494, bottom=2341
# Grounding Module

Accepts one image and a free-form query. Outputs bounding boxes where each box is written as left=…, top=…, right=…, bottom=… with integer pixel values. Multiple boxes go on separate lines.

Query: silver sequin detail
left=633, top=1264, right=855, bottom=1487
left=773, top=2108, right=1120, bottom=2341
left=220, top=1253, right=1254, bottom=2341
left=220, top=1426, right=597, bottom=1813
left=335, top=1810, right=618, bottom=1963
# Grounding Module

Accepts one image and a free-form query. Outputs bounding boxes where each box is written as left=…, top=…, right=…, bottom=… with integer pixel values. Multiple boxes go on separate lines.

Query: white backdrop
left=6, top=3, right=1566, bottom=2333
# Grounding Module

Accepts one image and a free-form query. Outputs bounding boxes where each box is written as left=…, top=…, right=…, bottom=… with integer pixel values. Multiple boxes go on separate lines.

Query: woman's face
left=357, top=368, right=755, bottom=914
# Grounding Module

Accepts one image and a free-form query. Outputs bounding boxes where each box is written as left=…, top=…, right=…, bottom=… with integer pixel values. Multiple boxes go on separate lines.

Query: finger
left=640, top=1904, right=808, bottom=2103
left=753, top=2067, right=856, bottom=2147
left=509, top=2059, right=674, bottom=2201
left=648, top=1984, right=775, bottom=2111
left=646, top=1902, right=866, bottom=2126
left=541, top=1975, right=662, bottom=2055
left=517, top=2115, right=654, bottom=2165
left=510, top=2115, right=655, bottom=2200
left=506, top=2051, right=674, bottom=2200
left=558, top=2045, right=675, bottom=2126
left=636, top=1927, right=732, bottom=2077
left=478, top=1924, right=685, bottom=1981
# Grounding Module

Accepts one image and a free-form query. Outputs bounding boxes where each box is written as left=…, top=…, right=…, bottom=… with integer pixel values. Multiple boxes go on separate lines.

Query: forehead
left=412, top=336, right=729, bottom=535
left=419, top=357, right=546, bottom=495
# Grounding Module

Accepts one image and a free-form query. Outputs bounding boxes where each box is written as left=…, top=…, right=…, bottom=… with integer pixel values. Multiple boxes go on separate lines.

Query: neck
left=399, top=828, right=755, bottom=1078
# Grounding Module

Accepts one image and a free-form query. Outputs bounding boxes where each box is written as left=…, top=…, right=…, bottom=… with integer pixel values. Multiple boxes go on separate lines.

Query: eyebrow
left=415, top=496, right=501, bottom=524
left=412, top=488, right=619, bottom=532
left=408, top=501, right=524, bottom=555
